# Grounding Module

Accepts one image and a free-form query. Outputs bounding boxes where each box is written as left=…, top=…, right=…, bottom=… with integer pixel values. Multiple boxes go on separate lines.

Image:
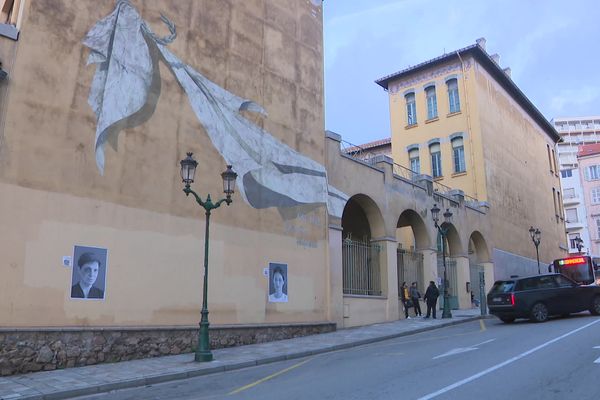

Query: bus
left=552, top=255, right=600, bottom=286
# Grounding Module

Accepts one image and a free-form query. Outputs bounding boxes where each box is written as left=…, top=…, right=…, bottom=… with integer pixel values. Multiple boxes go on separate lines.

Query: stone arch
left=341, top=194, right=385, bottom=240
left=441, top=222, right=462, bottom=256
left=396, top=209, right=430, bottom=250
left=468, top=230, right=491, bottom=263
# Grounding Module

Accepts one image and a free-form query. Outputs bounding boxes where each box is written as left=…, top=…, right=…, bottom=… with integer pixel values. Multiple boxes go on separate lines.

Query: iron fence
left=342, top=238, right=382, bottom=296
left=437, top=254, right=458, bottom=300
left=397, top=248, right=425, bottom=295
left=393, top=163, right=420, bottom=183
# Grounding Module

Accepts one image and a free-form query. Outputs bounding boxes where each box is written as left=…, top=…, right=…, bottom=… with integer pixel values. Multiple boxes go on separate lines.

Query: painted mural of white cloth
left=156, top=44, right=329, bottom=210
left=84, top=1, right=348, bottom=217
left=83, top=0, right=158, bottom=175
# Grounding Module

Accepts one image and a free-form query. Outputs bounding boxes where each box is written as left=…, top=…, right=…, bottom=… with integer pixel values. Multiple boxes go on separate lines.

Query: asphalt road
left=77, top=314, right=600, bottom=400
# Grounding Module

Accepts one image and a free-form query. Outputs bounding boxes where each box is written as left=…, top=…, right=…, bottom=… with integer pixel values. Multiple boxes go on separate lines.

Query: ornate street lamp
left=432, top=204, right=453, bottom=319
left=528, top=226, right=541, bottom=274
left=180, top=152, right=237, bottom=362
left=575, top=236, right=584, bottom=253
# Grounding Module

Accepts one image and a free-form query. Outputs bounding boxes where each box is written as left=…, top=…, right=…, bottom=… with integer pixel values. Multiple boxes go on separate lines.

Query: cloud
left=549, top=86, right=600, bottom=115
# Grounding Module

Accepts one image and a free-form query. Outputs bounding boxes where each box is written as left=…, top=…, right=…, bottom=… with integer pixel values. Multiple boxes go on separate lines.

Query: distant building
left=576, top=143, right=600, bottom=256
left=553, top=116, right=600, bottom=255
left=376, top=38, right=567, bottom=279
left=343, top=137, right=391, bottom=162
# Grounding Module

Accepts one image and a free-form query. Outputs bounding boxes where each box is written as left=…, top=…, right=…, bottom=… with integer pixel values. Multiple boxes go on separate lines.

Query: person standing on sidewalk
left=409, top=282, right=422, bottom=316
left=423, top=281, right=439, bottom=319
left=400, top=282, right=411, bottom=319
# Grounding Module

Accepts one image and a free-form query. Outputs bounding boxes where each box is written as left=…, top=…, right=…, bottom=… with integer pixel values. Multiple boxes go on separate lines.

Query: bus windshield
left=553, top=256, right=600, bottom=285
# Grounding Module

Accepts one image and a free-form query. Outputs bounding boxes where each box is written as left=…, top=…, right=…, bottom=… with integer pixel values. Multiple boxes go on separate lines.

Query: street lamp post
left=575, top=236, right=584, bottom=253
left=431, top=204, right=453, bottom=319
left=529, top=226, right=541, bottom=274
left=180, top=152, right=237, bottom=362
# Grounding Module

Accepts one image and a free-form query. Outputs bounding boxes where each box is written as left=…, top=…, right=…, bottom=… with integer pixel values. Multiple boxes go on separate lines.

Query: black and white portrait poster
left=70, top=245, right=108, bottom=300
left=268, top=263, right=288, bottom=303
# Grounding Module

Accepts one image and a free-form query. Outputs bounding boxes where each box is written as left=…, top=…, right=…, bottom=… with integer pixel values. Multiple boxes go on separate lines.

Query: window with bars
left=408, top=148, right=420, bottom=174
left=452, top=137, right=465, bottom=173
left=425, top=86, right=438, bottom=120
left=405, top=92, right=417, bottom=126
left=584, top=165, right=600, bottom=181
left=561, top=169, right=573, bottom=178
left=430, top=143, right=442, bottom=178
left=569, top=233, right=581, bottom=249
left=447, top=79, right=460, bottom=113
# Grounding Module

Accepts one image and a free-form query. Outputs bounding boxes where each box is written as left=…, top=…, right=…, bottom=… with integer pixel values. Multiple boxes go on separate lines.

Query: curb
left=11, top=315, right=489, bottom=400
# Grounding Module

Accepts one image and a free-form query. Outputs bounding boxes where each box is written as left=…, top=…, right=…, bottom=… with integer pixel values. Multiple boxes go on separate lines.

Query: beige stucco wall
left=389, top=56, right=487, bottom=201
left=473, top=63, right=567, bottom=264
left=386, top=51, right=567, bottom=278
left=326, top=135, right=493, bottom=327
left=0, top=0, right=330, bottom=327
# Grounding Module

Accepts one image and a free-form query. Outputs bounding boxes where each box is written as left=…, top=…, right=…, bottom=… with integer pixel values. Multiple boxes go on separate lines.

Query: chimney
left=503, top=67, right=512, bottom=78
left=476, top=37, right=486, bottom=50
left=491, top=53, right=500, bottom=64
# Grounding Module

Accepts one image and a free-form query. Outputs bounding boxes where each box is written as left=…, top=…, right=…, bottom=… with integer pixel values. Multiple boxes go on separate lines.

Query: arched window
left=447, top=79, right=460, bottom=113
left=405, top=92, right=417, bottom=125
left=430, top=143, right=442, bottom=178
left=408, top=148, right=420, bottom=174
left=425, top=86, right=438, bottom=120
left=452, top=137, right=465, bottom=173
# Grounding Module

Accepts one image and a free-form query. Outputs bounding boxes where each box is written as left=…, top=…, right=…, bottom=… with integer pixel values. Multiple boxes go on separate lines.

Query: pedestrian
left=400, top=281, right=411, bottom=319
left=410, top=282, right=422, bottom=316
left=423, top=281, right=440, bottom=319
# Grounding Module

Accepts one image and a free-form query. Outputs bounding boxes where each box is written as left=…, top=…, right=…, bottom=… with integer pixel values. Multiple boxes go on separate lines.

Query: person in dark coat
left=423, top=281, right=439, bottom=319
left=71, top=252, right=104, bottom=299
left=409, top=282, right=422, bottom=316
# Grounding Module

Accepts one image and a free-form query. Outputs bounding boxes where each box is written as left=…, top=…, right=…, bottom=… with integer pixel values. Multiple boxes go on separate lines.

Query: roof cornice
left=375, top=44, right=560, bottom=143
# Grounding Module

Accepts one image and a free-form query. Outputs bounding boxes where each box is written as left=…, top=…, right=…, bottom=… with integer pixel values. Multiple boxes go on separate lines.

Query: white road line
left=418, top=318, right=600, bottom=400
left=473, top=339, right=496, bottom=347
left=433, top=339, right=496, bottom=359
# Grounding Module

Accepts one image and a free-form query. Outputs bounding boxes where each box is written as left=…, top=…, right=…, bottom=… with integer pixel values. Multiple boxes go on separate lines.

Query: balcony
left=565, top=219, right=584, bottom=231
left=563, top=194, right=580, bottom=206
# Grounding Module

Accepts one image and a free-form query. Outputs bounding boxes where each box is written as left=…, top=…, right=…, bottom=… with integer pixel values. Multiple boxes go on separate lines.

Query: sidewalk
left=0, top=309, right=487, bottom=400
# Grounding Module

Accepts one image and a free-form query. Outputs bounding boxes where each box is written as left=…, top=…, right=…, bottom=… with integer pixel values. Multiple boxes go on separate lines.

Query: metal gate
left=437, top=255, right=458, bottom=309
left=342, top=239, right=382, bottom=296
left=397, top=248, right=424, bottom=295
left=469, top=263, right=484, bottom=306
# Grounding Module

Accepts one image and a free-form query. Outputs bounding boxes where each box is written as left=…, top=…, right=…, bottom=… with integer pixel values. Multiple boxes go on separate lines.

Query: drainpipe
left=456, top=51, right=478, bottom=200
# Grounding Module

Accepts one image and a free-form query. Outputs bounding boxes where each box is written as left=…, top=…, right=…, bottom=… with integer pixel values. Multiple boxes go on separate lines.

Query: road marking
left=479, top=320, right=486, bottom=331
left=228, top=358, right=313, bottom=395
left=595, top=346, right=600, bottom=364
left=433, top=339, right=495, bottom=359
left=418, top=318, right=600, bottom=400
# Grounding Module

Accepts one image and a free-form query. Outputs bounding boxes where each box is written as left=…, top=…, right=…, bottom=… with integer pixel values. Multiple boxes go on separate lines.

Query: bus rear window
left=490, top=281, right=515, bottom=293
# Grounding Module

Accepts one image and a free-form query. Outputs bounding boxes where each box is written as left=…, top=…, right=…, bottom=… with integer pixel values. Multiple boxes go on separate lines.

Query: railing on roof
left=433, top=180, right=453, bottom=196
left=393, top=162, right=419, bottom=183
left=340, top=139, right=377, bottom=164
left=338, top=139, right=480, bottom=203
left=464, top=193, right=479, bottom=204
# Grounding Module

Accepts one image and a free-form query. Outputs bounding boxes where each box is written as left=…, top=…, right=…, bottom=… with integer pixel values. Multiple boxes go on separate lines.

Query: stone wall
left=0, top=322, right=335, bottom=376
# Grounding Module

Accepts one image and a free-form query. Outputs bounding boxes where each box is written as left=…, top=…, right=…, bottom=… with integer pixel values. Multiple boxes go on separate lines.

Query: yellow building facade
left=377, top=39, right=567, bottom=278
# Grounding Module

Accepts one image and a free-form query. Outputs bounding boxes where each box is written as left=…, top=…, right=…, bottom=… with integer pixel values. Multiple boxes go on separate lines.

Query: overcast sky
left=323, top=0, right=600, bottom=146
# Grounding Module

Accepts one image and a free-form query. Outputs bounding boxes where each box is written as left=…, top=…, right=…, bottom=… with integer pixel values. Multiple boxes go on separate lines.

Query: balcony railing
left=338, top=139, right=479, bottom=203
left=342, top=238, right=382, bottom=296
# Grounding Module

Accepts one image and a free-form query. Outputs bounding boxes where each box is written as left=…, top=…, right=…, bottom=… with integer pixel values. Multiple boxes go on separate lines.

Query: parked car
left=487, top=273, right=600, bottom=323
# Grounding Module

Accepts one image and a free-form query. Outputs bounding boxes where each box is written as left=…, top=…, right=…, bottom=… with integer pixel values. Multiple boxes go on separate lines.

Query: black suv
left=487, top=273, right=600, bottom=323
